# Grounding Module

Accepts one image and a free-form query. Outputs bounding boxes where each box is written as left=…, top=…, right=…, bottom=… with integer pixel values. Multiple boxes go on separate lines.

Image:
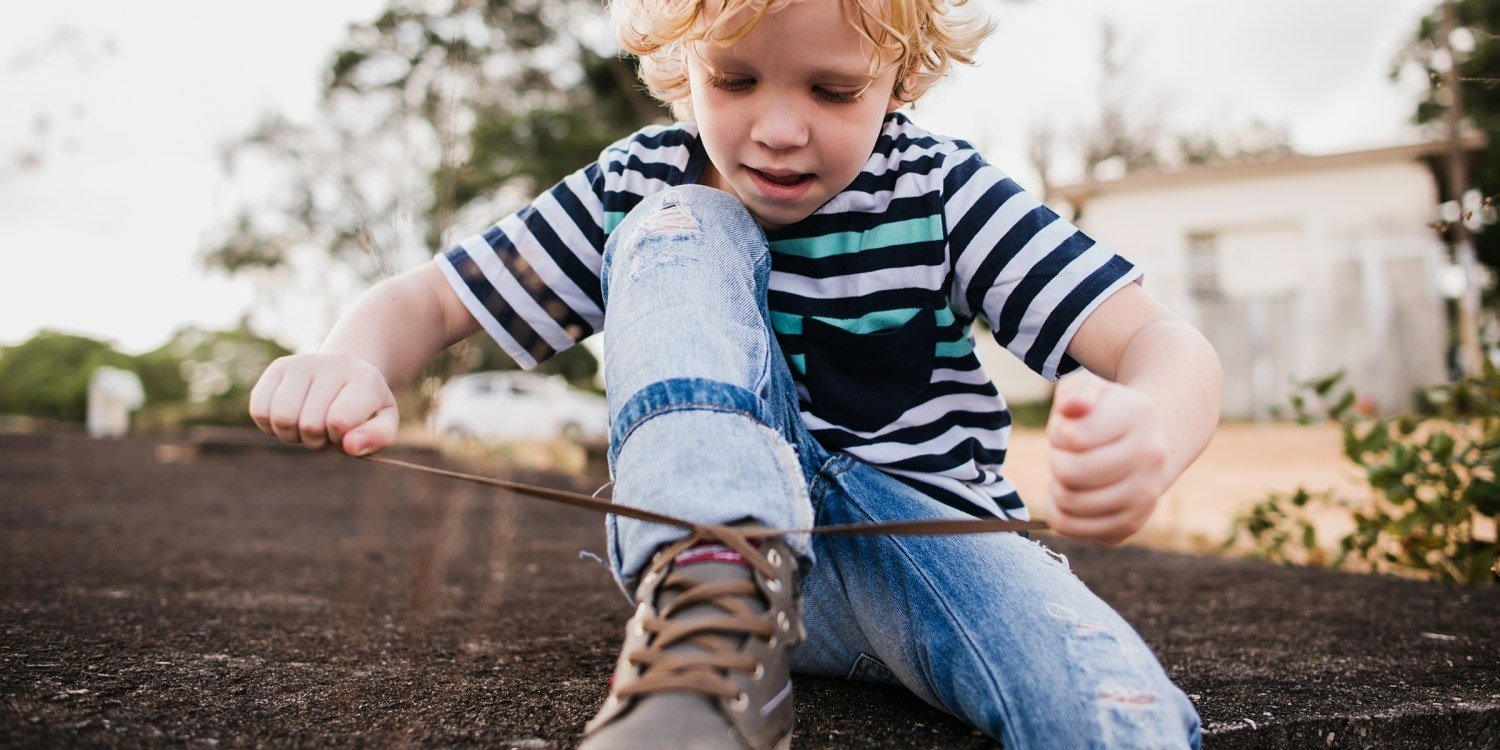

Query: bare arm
left=321, top=261, right=482, bottom=388
left=249, top=260, right=484, bottom=455
left=1043, top=283, right=1224, bottom=543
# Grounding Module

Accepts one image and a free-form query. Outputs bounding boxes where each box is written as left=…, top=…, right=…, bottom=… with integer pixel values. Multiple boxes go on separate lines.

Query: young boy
left=250, top=0, right=1221, bottom=746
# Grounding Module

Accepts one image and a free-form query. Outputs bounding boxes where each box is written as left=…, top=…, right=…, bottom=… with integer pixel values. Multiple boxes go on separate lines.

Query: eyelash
left=705, top=71, right=864, bottom=105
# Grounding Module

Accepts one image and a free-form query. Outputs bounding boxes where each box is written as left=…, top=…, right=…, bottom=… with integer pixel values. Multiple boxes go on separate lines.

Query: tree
left=144, top=323, right=294, bottom=425
left=201, top=1, right=657, bottom=309
left=0, top=331, right=169, bottom=423
left=202, top=0, right=650, bottom=386
left=1037, top=19, right=1294, bottom=194
left=0, top=325, right=299, bottom=428
left=1394, top=0, right=1500, bottom=275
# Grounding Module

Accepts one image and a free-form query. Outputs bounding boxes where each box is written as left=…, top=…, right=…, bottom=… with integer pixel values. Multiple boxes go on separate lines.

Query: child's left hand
left=1044, top=371, right=1172, bottom=545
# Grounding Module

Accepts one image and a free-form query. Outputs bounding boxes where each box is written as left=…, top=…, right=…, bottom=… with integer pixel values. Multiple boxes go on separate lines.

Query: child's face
left=689, top=0, right=902, bottom=230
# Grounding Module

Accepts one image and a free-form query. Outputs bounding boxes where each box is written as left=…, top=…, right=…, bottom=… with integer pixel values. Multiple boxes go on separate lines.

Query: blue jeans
left=600, top=185, right=1202, bottom=749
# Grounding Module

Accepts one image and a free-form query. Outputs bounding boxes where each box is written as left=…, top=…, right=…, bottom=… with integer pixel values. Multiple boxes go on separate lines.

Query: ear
left=885, top=68, right=917, bottom=113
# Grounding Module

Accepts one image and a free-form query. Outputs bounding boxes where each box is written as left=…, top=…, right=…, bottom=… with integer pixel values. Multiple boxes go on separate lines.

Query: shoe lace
left=615, top=525, right=782, bottom=703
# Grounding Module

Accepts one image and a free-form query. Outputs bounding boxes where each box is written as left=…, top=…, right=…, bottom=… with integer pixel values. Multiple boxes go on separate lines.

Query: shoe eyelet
left=776, top=611, right=790, bottom=632
left=730, top=692, right=749, bottom=713
left=766, top=549, right=782, bottom=567
left=768, top=635, right=779, bottom=649
left=631, top=603, right=649, bottom=638
left=753, top=662, right=765, bottom=680
left=766, top=578, right=782, bottom=594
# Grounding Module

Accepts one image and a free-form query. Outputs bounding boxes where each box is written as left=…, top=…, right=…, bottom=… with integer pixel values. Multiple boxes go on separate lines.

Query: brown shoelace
left=614, top=525, right=777, bottom=702
left=352, top=455, right=1047, bottom=703
left=356, top=455, right=1046, bottom=539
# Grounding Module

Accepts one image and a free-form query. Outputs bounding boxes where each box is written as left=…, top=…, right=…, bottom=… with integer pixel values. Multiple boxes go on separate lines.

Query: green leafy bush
left=0, top=324, right=292, bottom=431
left=0, top=332, right=142, bottom=422
left=1228, top=369, right=1500, bottom=586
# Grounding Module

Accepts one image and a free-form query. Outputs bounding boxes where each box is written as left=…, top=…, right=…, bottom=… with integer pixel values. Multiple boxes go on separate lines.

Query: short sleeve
left=943, top=148, right=1142, bottom=381
left=434, top=125, right=705, bottom=369
left=435, top=159, right=611, bottom=370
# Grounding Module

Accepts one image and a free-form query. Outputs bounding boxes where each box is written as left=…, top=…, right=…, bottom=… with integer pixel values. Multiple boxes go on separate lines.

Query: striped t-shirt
left=437, top=112, right=1140, bottom=520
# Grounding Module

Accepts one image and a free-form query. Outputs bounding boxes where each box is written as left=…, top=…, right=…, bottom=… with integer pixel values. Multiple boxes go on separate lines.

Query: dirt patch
left=2, top=432, right=1497, bottom=748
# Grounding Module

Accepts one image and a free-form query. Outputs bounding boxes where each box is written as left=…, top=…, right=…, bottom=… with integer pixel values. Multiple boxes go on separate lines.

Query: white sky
left=0, top=0, right=1438, bottom=354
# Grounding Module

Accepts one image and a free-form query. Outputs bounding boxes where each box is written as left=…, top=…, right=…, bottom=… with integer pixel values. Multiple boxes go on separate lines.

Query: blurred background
left=1, top=0, right=1495, bottom=579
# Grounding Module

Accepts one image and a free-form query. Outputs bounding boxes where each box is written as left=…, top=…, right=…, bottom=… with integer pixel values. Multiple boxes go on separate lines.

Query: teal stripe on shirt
left=770, top=216, right=943, bottom=259
left=770, top=306, right=958, bottom=335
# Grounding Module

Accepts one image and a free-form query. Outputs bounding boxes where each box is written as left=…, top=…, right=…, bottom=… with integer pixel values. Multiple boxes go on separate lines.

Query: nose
left=750, top=101, right=810, bottom=152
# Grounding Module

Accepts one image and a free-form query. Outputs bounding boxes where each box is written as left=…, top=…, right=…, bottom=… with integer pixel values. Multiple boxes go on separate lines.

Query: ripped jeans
left=601, top=185, right=1202, bottom=749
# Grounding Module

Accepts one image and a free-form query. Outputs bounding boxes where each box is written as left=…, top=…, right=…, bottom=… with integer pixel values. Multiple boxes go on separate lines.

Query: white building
left=88, top=366, right=145, bottom=438
left=976, top=140, right=1479, bottom=420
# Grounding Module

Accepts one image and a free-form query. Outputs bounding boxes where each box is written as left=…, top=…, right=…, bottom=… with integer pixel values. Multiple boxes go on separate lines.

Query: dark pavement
left=1, top=431, right=1497, bottom=748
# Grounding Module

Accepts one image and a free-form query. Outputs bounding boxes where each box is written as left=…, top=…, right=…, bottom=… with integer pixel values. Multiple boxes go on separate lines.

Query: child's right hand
left=248, top=352, right=399, bottom=456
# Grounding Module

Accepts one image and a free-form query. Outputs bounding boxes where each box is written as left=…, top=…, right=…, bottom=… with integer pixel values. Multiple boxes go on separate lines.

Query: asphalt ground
left=1, top=431, right=1497, bottom=748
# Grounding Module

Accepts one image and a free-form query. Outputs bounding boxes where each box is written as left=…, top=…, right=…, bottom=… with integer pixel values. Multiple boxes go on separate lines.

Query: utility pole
left=1441, top=0, right=1485, bottom=378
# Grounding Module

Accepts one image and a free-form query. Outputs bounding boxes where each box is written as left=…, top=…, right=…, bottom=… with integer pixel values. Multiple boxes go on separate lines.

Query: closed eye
left=704, top=65, right=868, bottom=106
left=706, top=71, right=754, bottom=92
left=816, top=87, right=865, bottom=105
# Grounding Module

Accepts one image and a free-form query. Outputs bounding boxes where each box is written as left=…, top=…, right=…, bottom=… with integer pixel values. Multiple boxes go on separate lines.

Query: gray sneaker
left=580, top=525, right=804, bottom=750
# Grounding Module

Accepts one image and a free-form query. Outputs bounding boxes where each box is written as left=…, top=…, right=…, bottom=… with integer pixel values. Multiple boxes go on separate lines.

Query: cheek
left=691, top=92, right=733, bottom=137
left=696, top=111, right=738, bottom=159
left=826, top=108, right=886, bottom=169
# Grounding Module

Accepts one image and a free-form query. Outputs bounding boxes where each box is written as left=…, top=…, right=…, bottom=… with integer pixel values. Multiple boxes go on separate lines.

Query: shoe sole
left=774, top=734, right=791, bottom=750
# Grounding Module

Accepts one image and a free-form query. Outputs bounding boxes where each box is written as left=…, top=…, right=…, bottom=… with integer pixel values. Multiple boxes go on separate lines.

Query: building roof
left=1053, top=134, right=1488, bottom=205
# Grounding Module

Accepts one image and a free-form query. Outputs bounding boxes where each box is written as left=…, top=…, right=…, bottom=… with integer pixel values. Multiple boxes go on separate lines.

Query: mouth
left=746, top=167, right=815, bottom=201
left=750, top=167, right=812, bottom=186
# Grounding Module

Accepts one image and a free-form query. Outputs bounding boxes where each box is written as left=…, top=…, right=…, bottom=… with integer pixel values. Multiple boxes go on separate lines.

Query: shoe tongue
left=651, top=542, right=766, bottom=655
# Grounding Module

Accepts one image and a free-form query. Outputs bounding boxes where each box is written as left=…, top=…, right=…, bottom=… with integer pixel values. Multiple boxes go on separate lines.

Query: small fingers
left=1047, top=386, right=1138, bottom=452
left=267, top=373, right=313, bottom=444
left=248, top=362, right=286, bottom=436
left=1049, top=476, right=1141, bottom=520
left=297, top=379, right=346, bottom=451
left=326, top=381, right=394, bottom=454
left=1050, top=433, right=1144, bottom=492
left=1050, top=371, right=1106, bottom=421
left=343, top=405, right=399, bottom=456
left=1047, top=486, right=1154, bottom=545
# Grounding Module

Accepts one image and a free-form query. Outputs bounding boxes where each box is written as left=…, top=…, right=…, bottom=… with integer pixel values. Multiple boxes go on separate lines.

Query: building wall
left=1009, top=158, right=1452, bottom=419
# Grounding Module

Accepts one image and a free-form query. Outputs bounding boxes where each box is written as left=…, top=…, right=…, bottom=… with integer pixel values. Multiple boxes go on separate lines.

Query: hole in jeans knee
left=635, top=203, right=700, bottom=239
left=621, top=204, right=702, bottom=280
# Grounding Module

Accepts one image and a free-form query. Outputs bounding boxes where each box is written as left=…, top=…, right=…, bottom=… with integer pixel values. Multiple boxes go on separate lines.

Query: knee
left=602, top=185, right=765, bottom=286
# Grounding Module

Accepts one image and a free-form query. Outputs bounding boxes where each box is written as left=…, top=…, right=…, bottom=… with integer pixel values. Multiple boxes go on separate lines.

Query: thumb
left=1052, top=371, right=1105, bottom=420
left=342, top=405, right=399, bottom=456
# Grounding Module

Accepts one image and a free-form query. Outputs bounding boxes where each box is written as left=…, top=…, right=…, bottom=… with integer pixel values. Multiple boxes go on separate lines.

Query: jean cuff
left=607, top=377, right=777, bottom=471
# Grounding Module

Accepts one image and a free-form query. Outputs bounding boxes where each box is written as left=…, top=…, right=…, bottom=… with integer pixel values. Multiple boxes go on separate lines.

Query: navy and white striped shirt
left=437, top=112, right=1141, bottom=520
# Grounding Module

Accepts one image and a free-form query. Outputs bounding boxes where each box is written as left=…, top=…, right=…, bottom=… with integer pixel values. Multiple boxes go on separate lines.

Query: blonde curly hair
left=612, top=0, right=994, bottom=121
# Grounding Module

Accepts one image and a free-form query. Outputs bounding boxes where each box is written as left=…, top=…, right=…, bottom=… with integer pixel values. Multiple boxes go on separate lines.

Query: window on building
left=1186, top=231, right=1223, bottom=301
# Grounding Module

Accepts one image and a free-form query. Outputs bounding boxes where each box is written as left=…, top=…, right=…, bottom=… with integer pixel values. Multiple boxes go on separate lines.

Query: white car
left=429, top=372, right=609, bottom=444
